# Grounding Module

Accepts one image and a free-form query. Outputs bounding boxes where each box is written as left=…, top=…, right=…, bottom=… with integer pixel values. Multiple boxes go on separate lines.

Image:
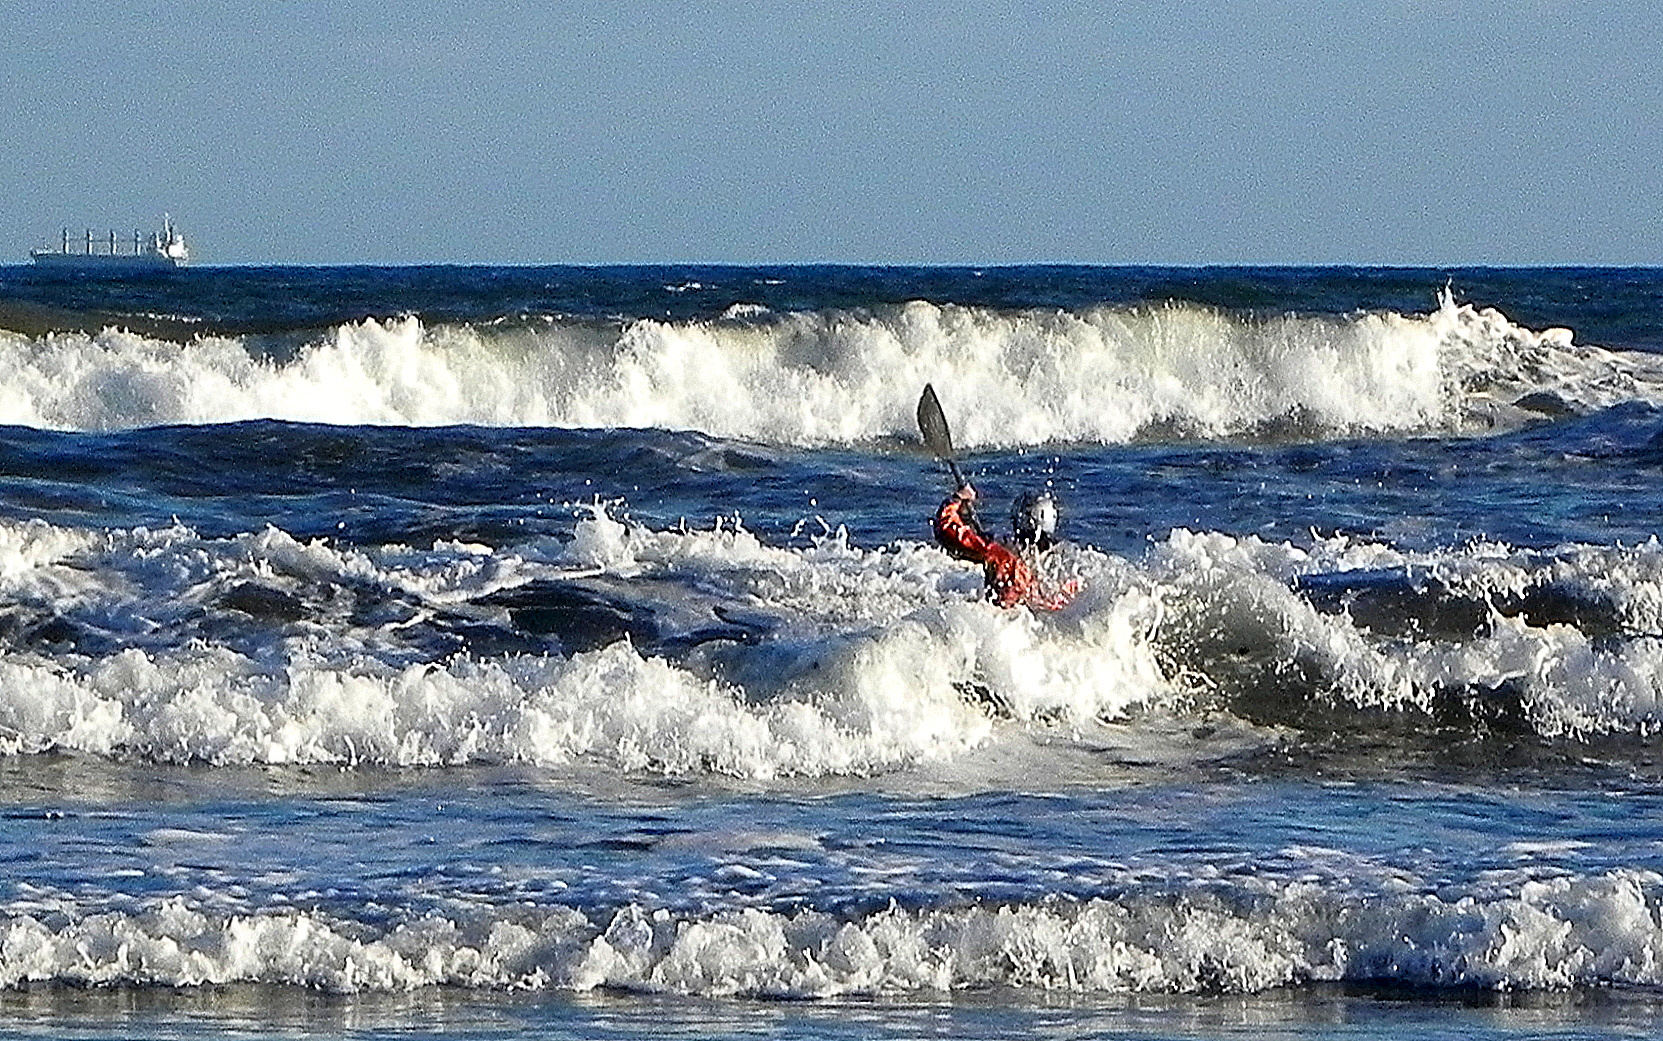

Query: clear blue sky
left=6, top=0, right=1659, bottom=265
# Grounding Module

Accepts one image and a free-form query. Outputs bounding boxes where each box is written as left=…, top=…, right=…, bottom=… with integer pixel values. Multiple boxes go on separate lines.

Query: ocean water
left=3, top=264, right=1663, bottom=1038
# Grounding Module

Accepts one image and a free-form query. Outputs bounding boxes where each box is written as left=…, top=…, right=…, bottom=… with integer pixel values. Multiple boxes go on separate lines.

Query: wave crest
left=8, top=869, right=1662, bottom=995
left=2, top=292, right=1655, bottom=443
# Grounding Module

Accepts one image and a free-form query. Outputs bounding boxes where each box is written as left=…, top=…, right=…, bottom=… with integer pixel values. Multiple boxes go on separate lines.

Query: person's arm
left=934, top=484, right=992, bottom=559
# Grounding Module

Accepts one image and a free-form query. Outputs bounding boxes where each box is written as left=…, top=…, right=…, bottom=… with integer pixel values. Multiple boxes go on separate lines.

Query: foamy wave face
left=1147, top=529, right=1663, bottom=741
left=0, top=588, right=986, bottom=777
left=10, top=496, right=1663, bottom=778
left=6, top=503, right=1663, bottom=775
left=6, top=869, right=1661, bottom=995
left=3, top=292, right=1657, bottom=442
left=0, top=509, right=1177, bottom=777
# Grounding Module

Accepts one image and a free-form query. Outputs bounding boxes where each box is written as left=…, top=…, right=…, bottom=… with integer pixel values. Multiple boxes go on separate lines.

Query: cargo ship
left=30, top=216, right=189, bottom=271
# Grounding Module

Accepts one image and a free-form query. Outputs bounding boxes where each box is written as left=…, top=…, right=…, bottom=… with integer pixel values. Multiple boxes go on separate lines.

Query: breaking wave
left=7, top=870, right=1662, bottom=995
left=4, top=505, right=1663, bottom=778
left=1, top=291, right=1658, bottom=444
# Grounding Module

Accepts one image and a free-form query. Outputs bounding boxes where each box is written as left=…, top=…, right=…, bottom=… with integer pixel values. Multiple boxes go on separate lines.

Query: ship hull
left=30, top=251, right=185, bottom=272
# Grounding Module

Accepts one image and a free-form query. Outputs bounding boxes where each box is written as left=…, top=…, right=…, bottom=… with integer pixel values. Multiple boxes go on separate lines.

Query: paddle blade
left=917, top=384, right=955, bottom=459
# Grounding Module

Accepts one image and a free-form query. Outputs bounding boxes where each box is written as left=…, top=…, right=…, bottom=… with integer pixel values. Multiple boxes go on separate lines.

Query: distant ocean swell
left=1, top=291, right=1654, bottom=443
left=5, top=870, right=1661, bottom=995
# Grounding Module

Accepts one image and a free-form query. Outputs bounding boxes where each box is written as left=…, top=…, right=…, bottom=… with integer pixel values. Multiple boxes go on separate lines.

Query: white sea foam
left=0, top=508, right=1176, bottom=775
left=1, top=292, right=1657, bottom=442
left=4, top=503, right=1663, bottom=775
left=5, top=868, right=1661, bottom=994
left=1118, top=527, right=1663, bottom=739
